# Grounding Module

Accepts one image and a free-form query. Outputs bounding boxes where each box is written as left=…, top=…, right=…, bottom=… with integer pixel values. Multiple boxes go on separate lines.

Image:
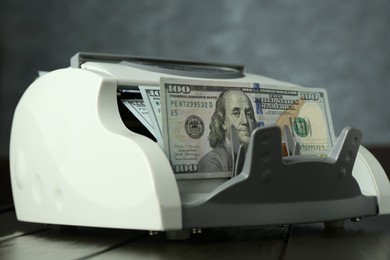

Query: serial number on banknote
left=170, top=100, right=214, bottom=109
left=300, top=144, right=328, bottom=151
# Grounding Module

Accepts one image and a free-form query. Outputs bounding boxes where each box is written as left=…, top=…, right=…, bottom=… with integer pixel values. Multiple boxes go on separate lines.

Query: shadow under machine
left=9, top=52, right=390, bottom=237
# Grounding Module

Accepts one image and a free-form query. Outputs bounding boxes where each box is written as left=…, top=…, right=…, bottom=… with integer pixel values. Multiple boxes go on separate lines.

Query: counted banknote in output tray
left=160, top=77, right=336, bottom=179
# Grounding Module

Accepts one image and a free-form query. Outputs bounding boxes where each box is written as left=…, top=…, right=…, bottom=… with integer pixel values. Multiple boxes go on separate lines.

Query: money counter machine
left=9, top=52, right=390, bottom=239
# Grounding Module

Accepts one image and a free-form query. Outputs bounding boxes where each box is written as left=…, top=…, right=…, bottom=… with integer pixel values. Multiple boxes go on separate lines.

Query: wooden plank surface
left=0, top=210, right=145, bottom=260
left=0, top=211, right=47, bottom=241
left=283, top=216, right=390, bottom=260
left=89, top=226, right=290, bottom=260
left=1, top=210, right=390, bottom=260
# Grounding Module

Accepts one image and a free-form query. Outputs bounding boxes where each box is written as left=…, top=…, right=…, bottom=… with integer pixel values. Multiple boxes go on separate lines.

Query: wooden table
left=1, top=208, right=390, bottom=260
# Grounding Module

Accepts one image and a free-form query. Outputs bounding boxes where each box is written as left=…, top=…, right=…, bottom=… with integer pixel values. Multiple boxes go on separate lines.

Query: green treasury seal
left=293, top=117, right=310, bottom=138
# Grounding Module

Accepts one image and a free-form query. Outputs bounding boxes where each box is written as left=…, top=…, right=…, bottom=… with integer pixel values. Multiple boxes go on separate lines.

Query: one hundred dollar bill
left=122, top=99, right=162, bottom=144
left=139, top=86, right=163, bottom=147
left=160, top=77, right=336, bottom=179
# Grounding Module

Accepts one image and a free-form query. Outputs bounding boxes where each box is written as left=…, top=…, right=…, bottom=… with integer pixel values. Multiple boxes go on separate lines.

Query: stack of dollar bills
left=122, top=77, right=336, bottom=179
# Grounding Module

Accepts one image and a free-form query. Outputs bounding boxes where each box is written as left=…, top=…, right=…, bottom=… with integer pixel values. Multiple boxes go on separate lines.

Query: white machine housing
left=9, top=53, right=390, bottom=231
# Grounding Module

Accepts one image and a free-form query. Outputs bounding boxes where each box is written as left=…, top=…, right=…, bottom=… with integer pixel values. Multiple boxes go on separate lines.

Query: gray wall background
left=1, top=0, right=389, bottom=157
